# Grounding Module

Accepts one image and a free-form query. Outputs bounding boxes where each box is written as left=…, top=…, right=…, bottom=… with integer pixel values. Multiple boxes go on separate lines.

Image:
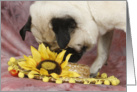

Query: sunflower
left=18, top=43, right=80, bottom=79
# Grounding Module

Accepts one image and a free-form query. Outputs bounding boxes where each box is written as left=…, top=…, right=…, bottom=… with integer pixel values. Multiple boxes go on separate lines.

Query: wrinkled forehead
left=30, top=2, right=77, bottom=17
left=29, top=1, right=84, bottom=26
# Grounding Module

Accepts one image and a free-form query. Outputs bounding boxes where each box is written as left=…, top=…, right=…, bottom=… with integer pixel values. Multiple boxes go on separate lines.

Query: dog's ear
left=51, top=18, right=76, bottom=49
left=20, top=16, right=31, bottom=40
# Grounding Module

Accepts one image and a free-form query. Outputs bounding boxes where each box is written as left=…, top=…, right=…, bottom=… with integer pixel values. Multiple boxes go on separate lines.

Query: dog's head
left=20, top=1, right=99, bottom=62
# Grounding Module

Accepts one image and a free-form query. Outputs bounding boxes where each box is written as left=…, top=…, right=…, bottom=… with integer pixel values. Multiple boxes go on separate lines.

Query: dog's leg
left=90, top=30, right=114, bottom=77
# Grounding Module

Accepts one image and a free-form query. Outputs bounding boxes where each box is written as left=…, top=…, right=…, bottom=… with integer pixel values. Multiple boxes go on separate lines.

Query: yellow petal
left=40, top=68, right=49, bottom=75
left=60, top=70, right=80, bottom=78
left=50, top=73, right=59, bottom=79
left=18, top=62, right=39, bottom=72
left=18, top=61, right=27, bottom=67
left=29, top=71, right=39, bottom=75
left=47, top=47, right=57, bottom=60
left=61, top=54, right=72, bottom=69
left=18, top=62, right=32, bottom=70
left=23, top=55, right=29, bottom=60
left=38, top=43, right=49, bottom=60
left=30, top=67, right=40, bottom=72
left=63, top=66, right=70, bottom=71
left=23, top=55, right=37, bottom=67
left=60, top=70, right=70, bottom=77
left=31, top=46, right=41, bottom=63
left=60, top=70, right=80, bottom=77
left=67, top=71, right=80, bottom=77
left=55, top=50, right=66, bottom=64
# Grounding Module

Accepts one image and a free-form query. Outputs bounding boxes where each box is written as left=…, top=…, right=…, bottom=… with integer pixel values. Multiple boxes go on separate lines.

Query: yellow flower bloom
left=18, top=43, right=80, bottom=79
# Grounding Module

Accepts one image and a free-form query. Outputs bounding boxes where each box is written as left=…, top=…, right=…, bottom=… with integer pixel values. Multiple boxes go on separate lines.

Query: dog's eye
left=69, top=22, right=76, bottom=28
left=67, top=19, right=77, bottom=29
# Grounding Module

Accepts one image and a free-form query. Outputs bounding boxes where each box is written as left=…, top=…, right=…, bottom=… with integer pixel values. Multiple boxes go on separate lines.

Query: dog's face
left=20, top=1, right=99, bottom=62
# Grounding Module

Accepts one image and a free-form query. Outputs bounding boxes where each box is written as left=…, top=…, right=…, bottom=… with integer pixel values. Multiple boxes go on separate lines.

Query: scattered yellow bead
left=43, top=76, right=49, bottom=82
left=95, top=80, right=102, bottom=84
left=28, top=73, right=34, bottom=79
left=8, top=66, right=13, bottom=71
left=104, top=80, right=110, bottom=85
left=101, top=73, right=107, bottom=78
left=111, top=80, right=118, bottom=86
left=88, top=78, right=96, bottom=81
left=18, top=72, right=25, bottom=78
left=69, top=78, right=75, bottom=83
left=116, top=79, right=120, bottom=84
left=56, top=79, right=62, bottom=84
left=10, top=57, right=16, bottom=62
left=108, top=76, right=115, bottom=79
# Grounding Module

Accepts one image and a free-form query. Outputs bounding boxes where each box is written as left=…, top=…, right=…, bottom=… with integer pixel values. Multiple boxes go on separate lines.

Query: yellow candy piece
left=69, top=78, right=75, bottom=83
left=18, top=72, right=25, bottom=78
left=8, top=66, right=13, bottom=71
left=101, top=73, right=107, bottom=78
left=111, top=80, right=118, bottom=86
left=43, top=77, right=49, bottom=82
left=28, top=73, right=34, bottom=79
left=56, top=79, right=62, bottom=84
left=10, top=57, right=16, bottom=62
left=104, top=80, right=110, bottom=85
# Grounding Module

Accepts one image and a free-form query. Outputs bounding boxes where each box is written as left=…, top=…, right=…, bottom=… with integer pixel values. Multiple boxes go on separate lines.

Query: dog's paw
left=90, top=72, right=98, bottom=78
left=90, top=65, right=101, bottom=78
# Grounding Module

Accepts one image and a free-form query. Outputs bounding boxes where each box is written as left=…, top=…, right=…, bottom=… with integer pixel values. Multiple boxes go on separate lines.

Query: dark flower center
left=37, top=60, right=62, bottom=75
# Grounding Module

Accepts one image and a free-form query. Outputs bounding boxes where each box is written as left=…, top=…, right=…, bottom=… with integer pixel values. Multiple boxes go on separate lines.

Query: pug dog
left=19, top=1, right=126, bottom=77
